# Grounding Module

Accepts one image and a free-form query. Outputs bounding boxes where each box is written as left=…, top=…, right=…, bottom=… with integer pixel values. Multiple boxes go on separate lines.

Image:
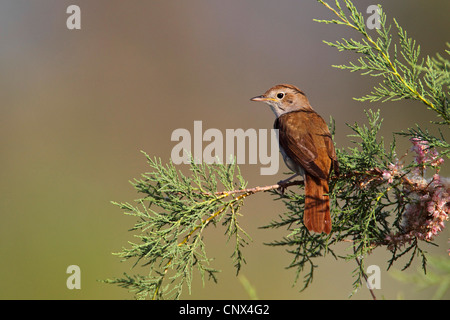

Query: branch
left=203, top=180, right=305, bottom=197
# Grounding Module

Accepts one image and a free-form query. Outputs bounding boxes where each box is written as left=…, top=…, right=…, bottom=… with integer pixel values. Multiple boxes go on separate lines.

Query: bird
left=251, top=84, right=339, bottom=234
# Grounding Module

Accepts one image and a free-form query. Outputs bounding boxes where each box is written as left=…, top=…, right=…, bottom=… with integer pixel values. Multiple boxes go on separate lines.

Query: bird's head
left=250, top=84, right=312, bottom=117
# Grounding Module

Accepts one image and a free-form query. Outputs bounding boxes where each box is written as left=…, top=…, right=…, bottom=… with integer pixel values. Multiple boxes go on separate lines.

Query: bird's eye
left=277, top=92, right=285, bottom=99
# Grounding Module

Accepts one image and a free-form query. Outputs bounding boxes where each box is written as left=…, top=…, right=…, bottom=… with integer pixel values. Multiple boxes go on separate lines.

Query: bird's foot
left=277, top=173, right=299, bottom=196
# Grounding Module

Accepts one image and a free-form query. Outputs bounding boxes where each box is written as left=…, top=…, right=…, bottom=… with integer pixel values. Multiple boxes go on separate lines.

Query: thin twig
left=207, top=180, right=305, bottom=196
left=355, top=256, right=377, bottom=300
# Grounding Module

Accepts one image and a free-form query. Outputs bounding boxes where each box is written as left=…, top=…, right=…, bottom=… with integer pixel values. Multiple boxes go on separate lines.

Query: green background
left=0, top=0, right=448, bottom=299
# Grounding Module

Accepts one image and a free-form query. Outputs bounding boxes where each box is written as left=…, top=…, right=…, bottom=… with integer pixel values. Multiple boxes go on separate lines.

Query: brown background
left=0, top=0, right=449, bottom=299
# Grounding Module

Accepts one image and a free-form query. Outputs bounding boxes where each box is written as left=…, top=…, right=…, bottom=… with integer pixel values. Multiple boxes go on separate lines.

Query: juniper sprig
left=105, top=153, right=251, bottom=299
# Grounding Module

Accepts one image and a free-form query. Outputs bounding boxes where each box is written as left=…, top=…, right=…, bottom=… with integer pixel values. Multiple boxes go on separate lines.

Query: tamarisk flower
left=382, top=162, right=403, bottom=184
left=410, top=137, right=444, bottom=169
left=385, top=138, right=449, bottom=249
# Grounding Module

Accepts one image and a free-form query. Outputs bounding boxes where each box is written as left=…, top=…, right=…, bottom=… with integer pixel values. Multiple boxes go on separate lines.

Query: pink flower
left=385, top=138, right=449, bottom=248
left=410, top=137, right=444, bottom=168
left=382, top=171, right=393, bottom=183
left=381, top=162, right=403, bottom=184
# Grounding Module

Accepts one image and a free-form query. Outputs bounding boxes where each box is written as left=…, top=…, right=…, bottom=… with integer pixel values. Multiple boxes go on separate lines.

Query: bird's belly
left=280, top=147, right=305, bottom=177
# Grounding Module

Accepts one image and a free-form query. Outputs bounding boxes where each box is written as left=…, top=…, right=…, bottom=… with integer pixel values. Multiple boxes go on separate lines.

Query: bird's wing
left=275, top=110, right=330, bottom=180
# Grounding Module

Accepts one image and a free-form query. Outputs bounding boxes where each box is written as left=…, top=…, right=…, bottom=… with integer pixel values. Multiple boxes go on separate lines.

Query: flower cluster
left=410, top=137, right=445, bottom=170
left=384, top=138, right=449, bottom=249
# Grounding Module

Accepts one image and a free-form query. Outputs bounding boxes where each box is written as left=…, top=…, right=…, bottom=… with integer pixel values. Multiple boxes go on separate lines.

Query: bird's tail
left=303, top=173, right=331, bottom=234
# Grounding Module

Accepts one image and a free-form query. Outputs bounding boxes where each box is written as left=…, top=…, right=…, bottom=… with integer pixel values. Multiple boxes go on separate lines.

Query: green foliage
left=105, top=153, right=250, bottom=299
left=315, top=0, right=450, bottom=125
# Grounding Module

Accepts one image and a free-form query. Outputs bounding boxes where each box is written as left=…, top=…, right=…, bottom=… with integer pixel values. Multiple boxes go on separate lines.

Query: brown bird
left=251, top=84, right=338, bottom=234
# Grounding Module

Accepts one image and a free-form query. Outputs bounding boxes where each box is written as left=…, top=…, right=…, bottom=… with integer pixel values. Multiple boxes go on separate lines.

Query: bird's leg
left=277, top=173, right=301, bottom=195
left=278, top=173, right=299, bottom=185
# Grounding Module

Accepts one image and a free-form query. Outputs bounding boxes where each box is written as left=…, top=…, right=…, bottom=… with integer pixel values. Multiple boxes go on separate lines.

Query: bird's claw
left=277, top=180, right=288, bottom=196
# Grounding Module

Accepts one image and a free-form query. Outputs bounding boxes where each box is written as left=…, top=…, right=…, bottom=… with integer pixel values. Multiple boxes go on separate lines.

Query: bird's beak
left=250, top=95, right=276, bottom=102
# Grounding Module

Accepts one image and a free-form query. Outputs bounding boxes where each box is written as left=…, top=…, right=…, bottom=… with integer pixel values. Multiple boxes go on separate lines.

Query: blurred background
left=0, top=0, right=448, bottom=300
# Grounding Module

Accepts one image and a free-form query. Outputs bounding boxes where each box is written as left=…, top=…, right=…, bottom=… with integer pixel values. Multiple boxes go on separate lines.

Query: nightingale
left=251, top=84, right=339, bottom=234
